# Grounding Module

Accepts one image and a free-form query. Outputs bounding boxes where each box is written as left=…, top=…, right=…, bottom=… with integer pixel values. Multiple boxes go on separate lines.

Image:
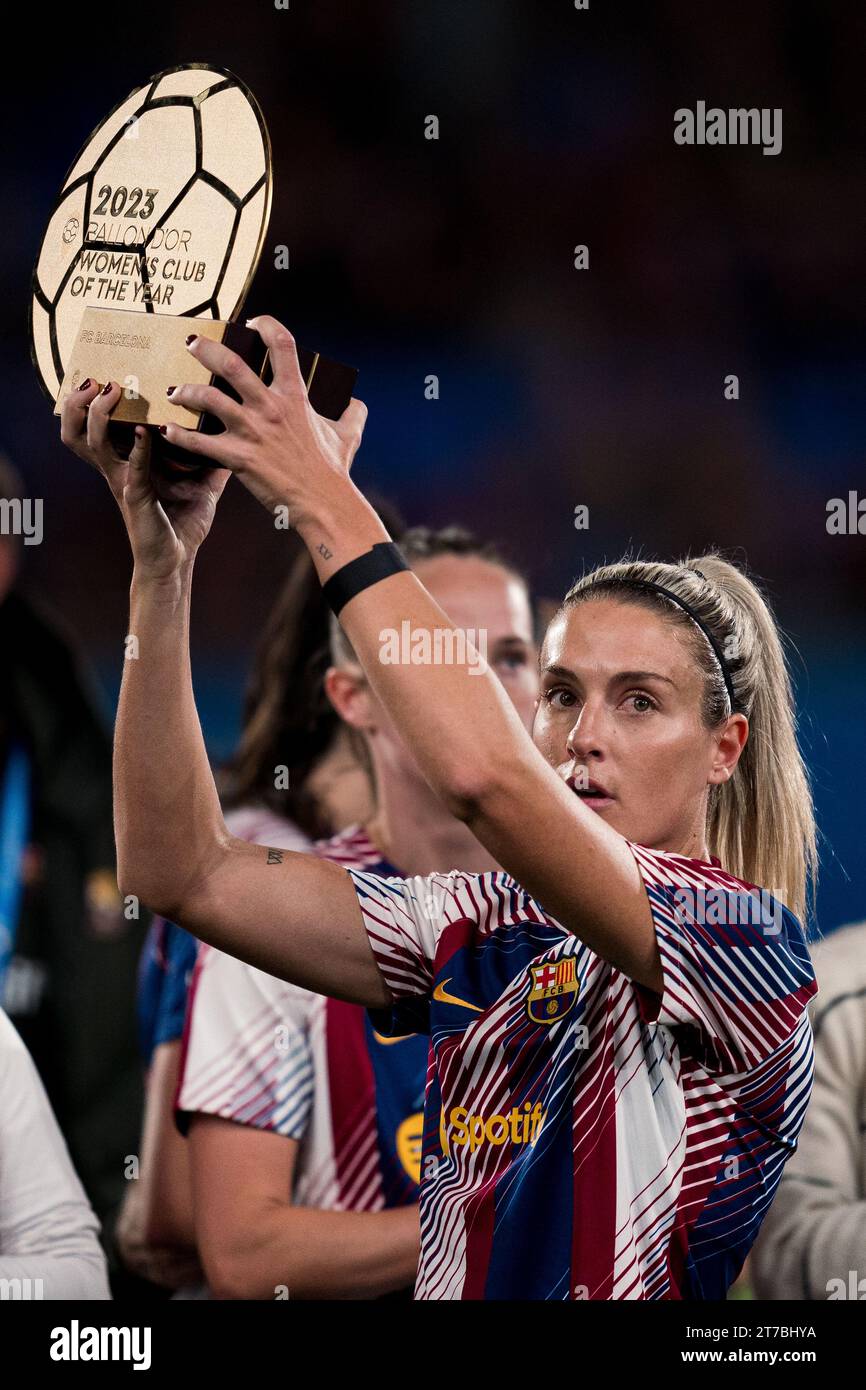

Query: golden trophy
left=30, top=63, right=357, bottom=466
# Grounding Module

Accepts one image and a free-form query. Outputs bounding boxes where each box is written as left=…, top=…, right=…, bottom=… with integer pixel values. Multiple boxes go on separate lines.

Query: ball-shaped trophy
left=30, top=62, right=357, bottom=474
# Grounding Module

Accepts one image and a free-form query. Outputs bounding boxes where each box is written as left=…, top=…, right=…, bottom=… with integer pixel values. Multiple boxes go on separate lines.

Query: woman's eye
left=545, top=686, right=576, bottom=709
left=624, top=693, right=656, bottom=714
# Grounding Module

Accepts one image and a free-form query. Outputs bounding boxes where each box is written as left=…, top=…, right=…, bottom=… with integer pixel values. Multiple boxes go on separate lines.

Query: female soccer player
left=61, top=323, right=817, bottom=1299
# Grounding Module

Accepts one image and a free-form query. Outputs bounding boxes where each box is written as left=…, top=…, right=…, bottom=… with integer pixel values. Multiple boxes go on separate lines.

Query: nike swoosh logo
left=372, top=1030, right=417, bottom=1046
left=432, top=978, right=484, bottom=1013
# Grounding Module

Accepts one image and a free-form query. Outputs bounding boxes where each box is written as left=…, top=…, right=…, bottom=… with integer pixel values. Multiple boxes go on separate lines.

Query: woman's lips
left=566, top=775, right=616, bottom=812
left=576, top=793, right=615, bottom=813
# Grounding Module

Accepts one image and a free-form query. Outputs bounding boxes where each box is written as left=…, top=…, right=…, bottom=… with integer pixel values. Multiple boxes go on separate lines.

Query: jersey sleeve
left=175, top=945, right=314, bottom=1141
left=347, top=868, right=485, bottom=1000
left=629, top=843, right=818, bottom=1074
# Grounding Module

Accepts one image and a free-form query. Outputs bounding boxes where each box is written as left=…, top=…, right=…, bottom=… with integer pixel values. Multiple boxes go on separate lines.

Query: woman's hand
left=153, top=315, right=368, bottom=526
left=60, top=379, right=230, bottom=582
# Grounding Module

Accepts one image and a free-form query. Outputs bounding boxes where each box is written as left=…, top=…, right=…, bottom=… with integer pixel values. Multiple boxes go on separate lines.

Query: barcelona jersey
left=349, top=842, right=817, bottom=1299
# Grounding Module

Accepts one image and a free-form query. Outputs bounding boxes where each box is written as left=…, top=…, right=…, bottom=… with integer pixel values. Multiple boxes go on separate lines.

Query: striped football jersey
left=348, top=842, right=817, bottom=1299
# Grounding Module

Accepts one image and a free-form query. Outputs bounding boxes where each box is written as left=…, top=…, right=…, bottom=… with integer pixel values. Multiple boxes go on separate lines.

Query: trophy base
left=55, top=308, right=265, bottom=428
left=55, top=306, right=358, bottom=479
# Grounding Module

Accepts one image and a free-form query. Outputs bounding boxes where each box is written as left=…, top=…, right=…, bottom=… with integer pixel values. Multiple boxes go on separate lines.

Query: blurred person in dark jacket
left=0, top=453, right=143, bottom=1285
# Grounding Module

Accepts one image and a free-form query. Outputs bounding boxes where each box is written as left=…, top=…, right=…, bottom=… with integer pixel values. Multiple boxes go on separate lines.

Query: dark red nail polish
left=185, top=334, right=197, bottom=346
left=77, top=378, right=91, bottom=391
left=166, top=385, right=176, bottom=397
left=101, top=382, right=113, bottom=396
left=158, top=425, right=168, bottom=435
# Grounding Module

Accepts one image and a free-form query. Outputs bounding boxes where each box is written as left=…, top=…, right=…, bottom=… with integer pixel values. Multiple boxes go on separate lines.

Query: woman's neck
left=365, top=773, right=501, bottom=878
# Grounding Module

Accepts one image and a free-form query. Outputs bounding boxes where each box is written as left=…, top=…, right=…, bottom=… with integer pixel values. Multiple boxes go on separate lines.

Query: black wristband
left=322, top=541, right=410, bottom=617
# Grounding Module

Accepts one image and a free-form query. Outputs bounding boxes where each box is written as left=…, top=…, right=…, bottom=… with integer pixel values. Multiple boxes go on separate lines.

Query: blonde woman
left=61, top=320, right=817, bottom=1300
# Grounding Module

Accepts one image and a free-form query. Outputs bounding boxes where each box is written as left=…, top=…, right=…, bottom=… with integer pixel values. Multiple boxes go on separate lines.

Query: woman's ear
left=708, top=713, right=749, bottom=786
left=324, top=664, right=377, bottom=734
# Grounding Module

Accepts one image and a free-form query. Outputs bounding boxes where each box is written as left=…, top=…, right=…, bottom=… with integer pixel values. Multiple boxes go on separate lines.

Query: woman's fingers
left=123, top=425, right=154, bottom=508
left=158, top=420, right=233, bottom=467
left=59, top=377, right=103, bottom=462
left=165, top=381, right=246, bottom=431
left=336, top=397, right=369, bottom=470
left=86, top=380, right=122, bottom=453
left=246, top=315, right=306, bottom=398
left=338, top=396, right=368, bottom=440
left=186, top=334, right=271, bottom=407
left=201, top=464, right=233, bottom=509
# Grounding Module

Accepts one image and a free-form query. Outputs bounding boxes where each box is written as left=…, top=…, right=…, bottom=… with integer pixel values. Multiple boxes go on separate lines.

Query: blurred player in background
left=751, top=919, right=866, bottom=1300
left=0, top=1006, right=110, bottom=1298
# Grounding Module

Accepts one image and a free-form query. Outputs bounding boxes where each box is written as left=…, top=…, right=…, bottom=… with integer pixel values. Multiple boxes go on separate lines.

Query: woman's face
left=532, top=597, right=746, bottom=858
left=415, top=554, right=538, bottom=728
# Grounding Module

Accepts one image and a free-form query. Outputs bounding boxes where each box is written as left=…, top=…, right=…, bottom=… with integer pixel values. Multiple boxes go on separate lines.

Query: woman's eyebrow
left=540, top=662, right=577, bottom=680
left=616, top=669, right=678, bottom=687
left=540, top=663, right=678, bottom=688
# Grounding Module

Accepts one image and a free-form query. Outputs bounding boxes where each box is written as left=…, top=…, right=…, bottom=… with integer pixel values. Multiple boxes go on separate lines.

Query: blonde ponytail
left=564, top=553, right=817, bottom=921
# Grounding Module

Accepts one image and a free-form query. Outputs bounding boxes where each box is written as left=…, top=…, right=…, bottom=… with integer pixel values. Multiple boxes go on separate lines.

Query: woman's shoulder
left=629, top=841, right=787, bottom=901
left=627, top=842, right=807, bottom=945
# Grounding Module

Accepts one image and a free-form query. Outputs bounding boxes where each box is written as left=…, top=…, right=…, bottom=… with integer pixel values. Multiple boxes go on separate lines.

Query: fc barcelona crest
left=526, top=957, right=579, bottom=1025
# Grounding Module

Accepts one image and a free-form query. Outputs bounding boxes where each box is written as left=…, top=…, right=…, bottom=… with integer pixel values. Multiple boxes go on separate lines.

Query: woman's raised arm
left=162, top=317, right=661, bottom=991
left=59, top=377, right=389, bottom=1007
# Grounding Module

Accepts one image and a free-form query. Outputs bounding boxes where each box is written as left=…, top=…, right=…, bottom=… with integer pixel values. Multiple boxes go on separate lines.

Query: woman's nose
left=566, top=704, right=605, bottom=761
